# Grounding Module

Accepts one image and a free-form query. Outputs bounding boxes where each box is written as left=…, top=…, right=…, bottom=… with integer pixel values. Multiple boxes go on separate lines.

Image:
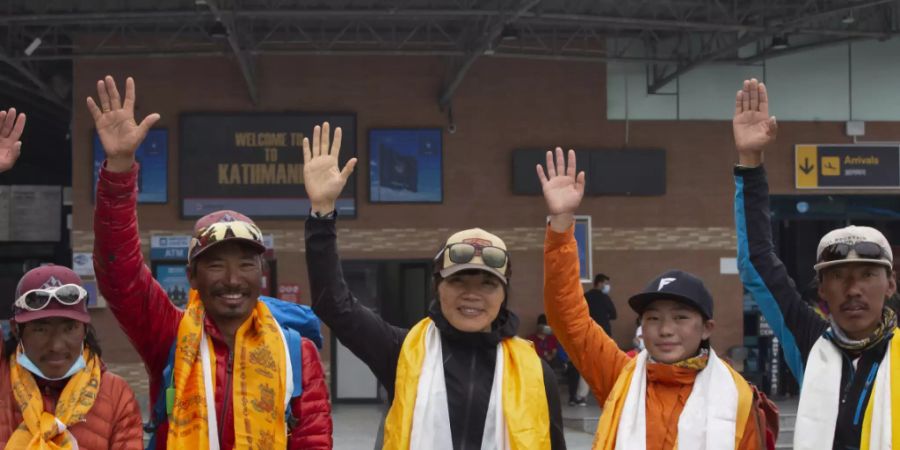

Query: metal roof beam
left=437, top=0, right=542, bottom=109
left=0, top=47, right=68, bottom=112
left=646, top=0, right=895, bottom=94
left=1, top=8, right=889, bottom=39
left=204, top=0, right=259, bottom=105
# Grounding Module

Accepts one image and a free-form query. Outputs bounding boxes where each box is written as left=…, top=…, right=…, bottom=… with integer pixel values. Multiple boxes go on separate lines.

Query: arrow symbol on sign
left=799, top=158, right=815, bottom=175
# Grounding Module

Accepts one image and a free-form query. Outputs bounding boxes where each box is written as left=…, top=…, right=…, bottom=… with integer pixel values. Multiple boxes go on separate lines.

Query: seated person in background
left=529, top=314, right=563, bottom=370
left=625, top=325, right=644, bottom=358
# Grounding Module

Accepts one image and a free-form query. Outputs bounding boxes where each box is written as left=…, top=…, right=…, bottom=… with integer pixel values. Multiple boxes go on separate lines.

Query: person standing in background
left=585, top=274, right=617, bottom=334
left=566, top=273, right=618, bottom=406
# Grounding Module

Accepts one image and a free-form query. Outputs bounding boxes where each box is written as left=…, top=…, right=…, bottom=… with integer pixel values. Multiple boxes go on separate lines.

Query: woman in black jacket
left=301, top=122, right=565, bottom=450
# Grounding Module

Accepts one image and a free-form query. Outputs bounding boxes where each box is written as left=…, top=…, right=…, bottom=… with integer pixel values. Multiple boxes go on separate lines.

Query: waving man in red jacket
left=89, top=76, right=332, bottom=450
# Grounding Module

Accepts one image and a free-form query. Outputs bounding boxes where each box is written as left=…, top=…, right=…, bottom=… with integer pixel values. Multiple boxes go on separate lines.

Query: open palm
left=303, top=122, right=357, bottom=211
left=86, top=76, right=160, bottom=166
left=537, top=148, right=585, bottom=216
left=0, top=108, right=26, bottom=173
left=733, top=78, right=777, bottom=157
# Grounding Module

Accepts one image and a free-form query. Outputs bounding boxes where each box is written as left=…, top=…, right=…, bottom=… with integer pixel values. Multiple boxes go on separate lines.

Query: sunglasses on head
left=444, top=243, right=508, bottom=269
left=14, top=284, right=88, bottom=311
left=818, top=241, right=886, bottom=264
left=191, top=220, right=263, bottom=252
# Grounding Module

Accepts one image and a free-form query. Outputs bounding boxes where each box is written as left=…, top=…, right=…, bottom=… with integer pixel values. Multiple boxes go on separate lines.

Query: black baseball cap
left=628, top=270, right=714, bottom=319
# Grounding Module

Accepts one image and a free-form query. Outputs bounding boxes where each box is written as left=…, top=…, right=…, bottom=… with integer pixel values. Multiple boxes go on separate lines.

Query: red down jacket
left=93, top=163, right=332, bottom=449
left=0, top=357, right=144, bottom=449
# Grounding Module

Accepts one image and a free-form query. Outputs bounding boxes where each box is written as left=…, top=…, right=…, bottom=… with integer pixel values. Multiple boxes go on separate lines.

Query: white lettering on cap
left=658, top=278, right=676, bottom=290
left=41, top=276, right=63, bottom=289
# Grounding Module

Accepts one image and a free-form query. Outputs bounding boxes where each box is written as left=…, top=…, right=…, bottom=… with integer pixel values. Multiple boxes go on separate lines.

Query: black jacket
left=584, top=288, right=616, bottom=334
left=734, top=165, right=892, bottom=450
left=306, top=217, right=566, bottom=450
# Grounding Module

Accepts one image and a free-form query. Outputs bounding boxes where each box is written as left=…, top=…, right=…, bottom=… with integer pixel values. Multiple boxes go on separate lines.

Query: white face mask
left=602, top=284, right=611, bottom=294
left=16, top=343, right=86, bottom=381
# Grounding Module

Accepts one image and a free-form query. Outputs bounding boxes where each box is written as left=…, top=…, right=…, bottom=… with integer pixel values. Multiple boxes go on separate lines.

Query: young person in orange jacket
left=538, top=148, right=764, bottom=449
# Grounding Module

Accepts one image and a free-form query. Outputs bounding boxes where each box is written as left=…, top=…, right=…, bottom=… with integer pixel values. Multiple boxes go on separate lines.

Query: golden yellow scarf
left=859, top=331, right=900, bottom=450
left=383, top=317, right=550, bottom=450
left=594, top=353, right=753, bottom=450
left=6, top=347, right=101, bottom=450
left=167, top=290, right=288, bottom=449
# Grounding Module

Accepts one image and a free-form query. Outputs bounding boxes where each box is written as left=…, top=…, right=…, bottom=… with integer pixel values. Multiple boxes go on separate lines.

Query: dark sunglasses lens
left=23, top=291, right=52, bottom=310
left=820, top=243, right=851, bottom=263
left=55, top=285, right=84, bottom=304
left=481, top=247, right=508, bottom=268
left=853, top=242, right=883, bottom=259
left=448, top=244, right=476, bottom=264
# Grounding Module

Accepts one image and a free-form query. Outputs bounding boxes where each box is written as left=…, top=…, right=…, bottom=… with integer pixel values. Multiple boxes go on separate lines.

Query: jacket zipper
left=839, top=352, right=857, bottom=406
left=458, top=351, right=479, bottom=450
left=219, top=350, right=234, bottom=445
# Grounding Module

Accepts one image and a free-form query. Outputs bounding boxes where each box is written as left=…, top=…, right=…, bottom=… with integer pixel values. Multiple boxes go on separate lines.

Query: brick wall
left=71, top=54, right=900, bottom=366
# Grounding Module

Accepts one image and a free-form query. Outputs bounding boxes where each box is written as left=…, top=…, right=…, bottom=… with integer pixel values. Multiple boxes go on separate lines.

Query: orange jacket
left=0, top=356, right=144, bottom=449
left=543, top=226, right=761, bottom=450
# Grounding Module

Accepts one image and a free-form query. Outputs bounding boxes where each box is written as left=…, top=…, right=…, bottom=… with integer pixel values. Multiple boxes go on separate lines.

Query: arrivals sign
left=795, top=144, right=900, bottom=189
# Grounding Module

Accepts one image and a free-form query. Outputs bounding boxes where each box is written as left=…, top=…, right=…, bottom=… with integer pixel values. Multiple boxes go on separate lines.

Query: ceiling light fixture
left=500, top=26, right=518, bottom=41
left=24, top=37, right=42, bottom=56
left=208, top=20, right=228, bottom=39
left=771, top=34, right=789, bottom=50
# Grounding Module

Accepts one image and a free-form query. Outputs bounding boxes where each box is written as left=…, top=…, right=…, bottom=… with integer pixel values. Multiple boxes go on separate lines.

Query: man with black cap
left=733, top=77, right=899, bottom=450
left=0, top=265, right=143, bottom=449
left=89, top=75, right=332, bottom=449
left=302, top=122, right=566, bottom=449
left=538, top=147, right=762, bottom=449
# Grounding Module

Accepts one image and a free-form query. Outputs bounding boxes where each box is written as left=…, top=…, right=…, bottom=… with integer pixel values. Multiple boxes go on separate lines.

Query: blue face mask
left=16, top=344, right=86, bottom=381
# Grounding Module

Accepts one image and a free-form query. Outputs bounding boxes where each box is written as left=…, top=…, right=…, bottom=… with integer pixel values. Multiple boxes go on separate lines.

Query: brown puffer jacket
left=0, top=356, right=144, bottom=449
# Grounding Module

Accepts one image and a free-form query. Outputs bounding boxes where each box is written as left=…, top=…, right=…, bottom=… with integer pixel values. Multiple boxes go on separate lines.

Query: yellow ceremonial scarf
left=860, top=331, right=900, bottom=450
left=383, top=317, right=551, bottom=450
left=6, top=347, right=102, bottom=450
left=594, top=354, right=753, bottom=450
left=167, top=289, right=288, bottom=449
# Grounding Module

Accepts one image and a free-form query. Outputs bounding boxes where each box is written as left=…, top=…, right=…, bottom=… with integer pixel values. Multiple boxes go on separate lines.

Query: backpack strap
left=282, top=325, right=304, bottom=425
left=144, top=341, right=177, bottom=450
left=285, top=327, right=304, bottom=399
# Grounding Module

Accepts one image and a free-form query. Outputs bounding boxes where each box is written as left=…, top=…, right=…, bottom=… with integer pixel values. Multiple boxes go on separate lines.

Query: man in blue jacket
left=733, top=77, right=898, bottom=450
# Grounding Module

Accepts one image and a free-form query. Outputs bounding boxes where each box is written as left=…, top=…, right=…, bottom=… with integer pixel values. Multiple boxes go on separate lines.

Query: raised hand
left=0, top=108, right=26, bottom=173
left=536, top=147, right=585, bottom=232
left=86, top=76, right=160, bottom=173
left=733, top=78, right=777, bottom=167
left=302, top=122, right=357, bottom=214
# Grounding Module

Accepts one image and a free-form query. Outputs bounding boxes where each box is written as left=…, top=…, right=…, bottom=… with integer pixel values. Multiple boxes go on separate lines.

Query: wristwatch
left=310, top=209, right=337, bottom=219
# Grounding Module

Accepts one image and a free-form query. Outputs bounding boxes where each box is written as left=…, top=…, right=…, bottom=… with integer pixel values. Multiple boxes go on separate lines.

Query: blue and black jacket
left=734, top=165, right=891, bottom=450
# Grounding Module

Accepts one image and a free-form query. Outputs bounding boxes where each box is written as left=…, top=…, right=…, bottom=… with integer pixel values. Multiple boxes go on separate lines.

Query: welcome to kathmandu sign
left=179, top=113, right=357, bottom=218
